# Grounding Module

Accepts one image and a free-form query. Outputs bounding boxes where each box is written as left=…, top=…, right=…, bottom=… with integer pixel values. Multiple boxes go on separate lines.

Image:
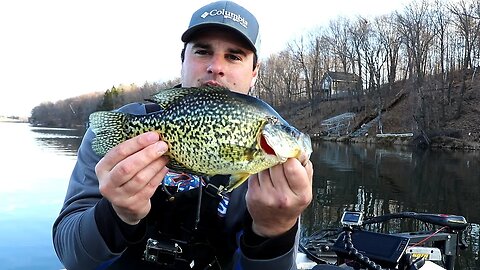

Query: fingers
left=255, top=158, right=312, bottom=196
left=97, top=131, right=162, bottom=173
left=282, top=159, right=313, bottom=195
left=96, top=132, right=167, bottom=188
left=298, top=150, right=310, bottom=167
left=95, top=132, right=170, bottom=225
left=119, top=155, right=169, bottom=196
left=247, top=158, right=313, bottom=209
left=111, top=164, right=169, bottom=215
left=246, top=159, right=313, bottom=237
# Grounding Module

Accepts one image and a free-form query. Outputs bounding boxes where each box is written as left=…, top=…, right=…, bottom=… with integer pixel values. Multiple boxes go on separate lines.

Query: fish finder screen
left=343, top=212, right=361, bottom=222
left=341, top=211, right=363, bottom=225
left=332, top=230, right=410, bottom=268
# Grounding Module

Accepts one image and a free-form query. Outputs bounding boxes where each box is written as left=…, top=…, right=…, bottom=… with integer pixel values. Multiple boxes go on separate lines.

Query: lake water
left=302, top=141, right=480, bottom=269
left=1, top=122, right=479, bottom=269
left=0, top=122, right=82, bottom=270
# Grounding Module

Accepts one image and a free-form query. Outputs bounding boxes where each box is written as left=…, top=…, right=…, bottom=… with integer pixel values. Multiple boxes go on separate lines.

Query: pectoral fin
left=225, top=173, right=251, bottom=192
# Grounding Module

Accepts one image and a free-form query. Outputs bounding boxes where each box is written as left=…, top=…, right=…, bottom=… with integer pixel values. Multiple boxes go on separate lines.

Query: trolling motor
left=362, top=212, right=467, bottom=231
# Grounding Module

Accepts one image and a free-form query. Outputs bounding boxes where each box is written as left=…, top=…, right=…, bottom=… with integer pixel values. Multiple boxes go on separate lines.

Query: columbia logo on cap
left=200, top=8, right=248, bottom=28
left=181, top=1, right=260, bottom=54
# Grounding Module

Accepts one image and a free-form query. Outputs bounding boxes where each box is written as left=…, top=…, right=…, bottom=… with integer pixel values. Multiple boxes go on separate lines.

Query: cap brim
left=181, top=23, right=257, bottom=53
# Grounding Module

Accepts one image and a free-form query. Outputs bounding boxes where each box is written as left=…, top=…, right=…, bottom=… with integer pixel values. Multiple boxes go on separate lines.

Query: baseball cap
left=181, top=1, right=260, bottom=54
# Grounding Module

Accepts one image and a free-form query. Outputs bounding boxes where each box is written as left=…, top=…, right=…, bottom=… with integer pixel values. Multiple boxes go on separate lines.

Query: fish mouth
left=260, top=134, right=277, bottom=156
left=260, top=127, right=313, bottom=165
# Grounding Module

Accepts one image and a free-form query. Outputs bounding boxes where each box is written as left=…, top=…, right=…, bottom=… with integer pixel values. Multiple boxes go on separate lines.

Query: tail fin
left=89, top=111, right=129, bottom=156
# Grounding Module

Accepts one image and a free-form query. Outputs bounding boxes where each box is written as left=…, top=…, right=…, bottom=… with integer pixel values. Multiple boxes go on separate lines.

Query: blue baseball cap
left=181, top=1, right=260, bottom=54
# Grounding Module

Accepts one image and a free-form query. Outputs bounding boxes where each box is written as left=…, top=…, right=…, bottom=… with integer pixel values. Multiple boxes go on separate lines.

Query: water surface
left=0, top=122, right=82, bottom=270
left=1, top=122, right=479, bottom=269
left=301, top=141, right=480, bottom=269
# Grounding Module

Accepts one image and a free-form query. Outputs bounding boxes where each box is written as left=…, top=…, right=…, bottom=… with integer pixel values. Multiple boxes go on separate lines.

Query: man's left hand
left=246, top=158, right=313, bottom=238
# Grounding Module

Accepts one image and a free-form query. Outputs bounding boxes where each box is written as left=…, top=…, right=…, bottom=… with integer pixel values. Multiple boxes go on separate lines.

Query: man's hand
left=95, top=132, right=169, bottom=225
left=246, top=158, right=313, bottom=237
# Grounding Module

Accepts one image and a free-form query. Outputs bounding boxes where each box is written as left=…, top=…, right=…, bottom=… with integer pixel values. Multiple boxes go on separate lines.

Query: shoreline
left=312, top=134, right=480, bottom=151
left=0, top=118, right=28, bottom=123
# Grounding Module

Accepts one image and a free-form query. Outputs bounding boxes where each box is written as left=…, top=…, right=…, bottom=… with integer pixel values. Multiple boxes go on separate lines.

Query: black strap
left=203, top=175, right=229, bottom=200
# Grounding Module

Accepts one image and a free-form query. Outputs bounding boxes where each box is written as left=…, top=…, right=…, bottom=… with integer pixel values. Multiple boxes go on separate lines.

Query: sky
left=0, top=0, right=411, bottom=117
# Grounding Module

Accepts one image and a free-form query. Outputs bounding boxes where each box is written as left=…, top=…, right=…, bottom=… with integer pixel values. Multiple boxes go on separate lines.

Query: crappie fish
left=89, top=86, right=312, bottom=192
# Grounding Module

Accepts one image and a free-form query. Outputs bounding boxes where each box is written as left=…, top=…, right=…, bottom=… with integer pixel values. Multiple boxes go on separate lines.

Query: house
left=320, top=71, right=361, bottom=98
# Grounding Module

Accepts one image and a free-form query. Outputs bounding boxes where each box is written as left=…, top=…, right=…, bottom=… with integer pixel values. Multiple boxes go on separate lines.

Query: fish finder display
left=332, top=230, right=410, bottom=268
left=341, top=211, right=363, bottom=226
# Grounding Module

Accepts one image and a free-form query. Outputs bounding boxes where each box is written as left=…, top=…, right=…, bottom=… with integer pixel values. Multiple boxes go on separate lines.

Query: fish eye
left=284, top=125, right=300, bottom=138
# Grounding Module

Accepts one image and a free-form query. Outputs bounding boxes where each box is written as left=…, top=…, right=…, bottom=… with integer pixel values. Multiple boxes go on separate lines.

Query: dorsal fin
left=149, top=86, right=229, bottom=110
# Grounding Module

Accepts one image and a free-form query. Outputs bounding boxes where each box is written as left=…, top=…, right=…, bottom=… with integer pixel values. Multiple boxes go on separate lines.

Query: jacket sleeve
left=233, top=226, right=300, bottom=270
left=52, top=103, right=146, bottom=270
left=227, top=181, right=300, bottom=270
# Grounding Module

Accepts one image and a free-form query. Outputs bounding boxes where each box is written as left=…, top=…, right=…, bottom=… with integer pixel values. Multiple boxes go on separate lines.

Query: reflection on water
left=2, top=122, right=479, bottom=269
left=302, top=141, right=480, bottom=269
left=30, top=126, right=84, bottom=156
left=0, top=122, right=82, bottom=270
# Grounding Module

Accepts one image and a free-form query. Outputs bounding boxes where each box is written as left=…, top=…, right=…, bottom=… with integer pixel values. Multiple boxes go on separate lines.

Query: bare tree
left=256, top=51, right=302, bottom=106
left=449, top=0, right=480, bottom=118
left=288, top=30, right=325, bottom=104
left=450, top=0, right=480, bottom=70
left=288, top=36, right=310, bottom=102
left=396, top=0, right=437, bottom=129
left=376, top=13, right=402, bottom=89
left=430, top=0, right=452, bottom=123
left=396, top=0, right=436, bottom=83
left=348, top=16, right=369, bottom=92
left=326, top=17, right=355, bottom=73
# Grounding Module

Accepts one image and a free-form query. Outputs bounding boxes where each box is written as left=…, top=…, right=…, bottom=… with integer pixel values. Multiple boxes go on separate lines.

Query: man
left=53, top=1, right=313, bottom=269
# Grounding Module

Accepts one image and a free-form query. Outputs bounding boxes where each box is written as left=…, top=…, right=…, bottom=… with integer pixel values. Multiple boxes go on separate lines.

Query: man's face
left=181, top=28, right=259, bottom=95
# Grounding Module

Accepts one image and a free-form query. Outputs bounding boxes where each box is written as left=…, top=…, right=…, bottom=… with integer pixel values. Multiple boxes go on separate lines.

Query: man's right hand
left=95, top=131, right=169, bottom=225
